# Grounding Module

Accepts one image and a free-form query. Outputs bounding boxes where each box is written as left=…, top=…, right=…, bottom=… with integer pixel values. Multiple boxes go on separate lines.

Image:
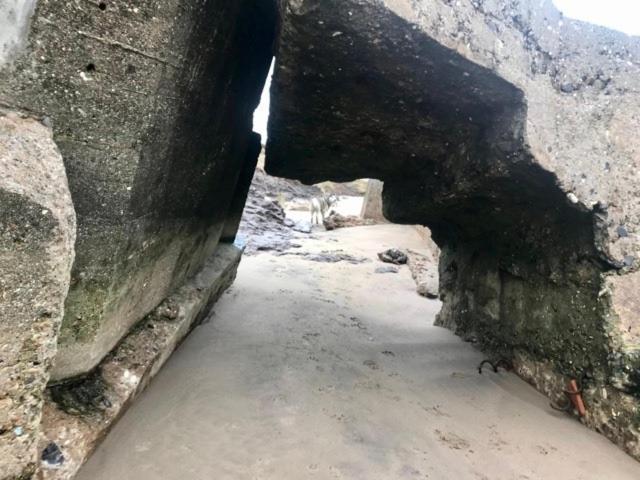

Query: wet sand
left=77, top=224, right=640, bottom=480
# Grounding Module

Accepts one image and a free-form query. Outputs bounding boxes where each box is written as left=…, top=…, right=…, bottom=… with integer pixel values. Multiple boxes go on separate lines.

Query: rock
left=280, top=250, right=369, bottom=264
left=415, top=276, right=440, bottom=299
left=237, top=161, right=322, bottom=254
left=617, top=226, right=629, bottom=238
left=0, top=112, right=76, bottom=479
left=247, top=152, right=322, bottom=203
left=375, top=266, right=399, bottom=274
left=567, top=192, right=579, bottom=204
left=154, top=301, right=179, bottom=321
left=293, top=221, right=313, bottom=233
left=323, top=213, right=377, bottom=230
left=378, top=249, right=408, bottom=265
left=406, top=249, right=440, bottom=299
left=41, top=442, right=64, bottom=467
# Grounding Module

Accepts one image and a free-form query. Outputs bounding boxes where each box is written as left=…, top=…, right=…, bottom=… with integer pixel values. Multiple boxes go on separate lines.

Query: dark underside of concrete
left=266, top=0, right=639, bottom=460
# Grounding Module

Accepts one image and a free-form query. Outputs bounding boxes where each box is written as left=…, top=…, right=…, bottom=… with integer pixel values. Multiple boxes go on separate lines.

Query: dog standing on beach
left=310, top=193, right=338, bottom=224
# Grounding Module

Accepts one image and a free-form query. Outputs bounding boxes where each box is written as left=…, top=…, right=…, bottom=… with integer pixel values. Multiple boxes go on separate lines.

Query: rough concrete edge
left=513, top=350, right=640, bottom=461
left=0, top=109, right=76, bottom=480
left=36, top=243, right=243, bottom=480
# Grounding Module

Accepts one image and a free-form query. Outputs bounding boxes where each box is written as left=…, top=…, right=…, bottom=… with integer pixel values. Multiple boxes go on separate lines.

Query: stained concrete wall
left=0, top=0, right=277, bottom=381
left=267, top=0, right=640, bottom=459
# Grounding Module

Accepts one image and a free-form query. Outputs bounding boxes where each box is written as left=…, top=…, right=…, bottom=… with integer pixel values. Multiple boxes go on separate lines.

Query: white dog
left=310, top=193, right=338, bottom=224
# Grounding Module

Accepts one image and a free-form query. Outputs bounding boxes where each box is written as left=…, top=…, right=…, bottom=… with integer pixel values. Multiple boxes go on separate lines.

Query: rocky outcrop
left=236, top=157, right=321, bottom=254
left=0, top=0, right=277, bottom=381
left=267, top=0, right=640, bottom=458
left=0, top=112, right=75, bottom=479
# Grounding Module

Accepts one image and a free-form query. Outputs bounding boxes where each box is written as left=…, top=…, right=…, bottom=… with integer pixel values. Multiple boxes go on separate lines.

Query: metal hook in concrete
left=478, top=358, right=512, bottom=375
left=550, top=377, right=587, bottom=417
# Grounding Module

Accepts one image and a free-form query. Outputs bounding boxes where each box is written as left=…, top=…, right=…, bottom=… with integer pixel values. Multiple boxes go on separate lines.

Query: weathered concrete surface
left=0, top=112, right=75, bottom=479
left=37, top=244, right=242, bottom=480
left=360, top=179, right=386, bottom=222
left=267, top=0, right=640, bottom=458
left=0, top=0, right=277, bottom=380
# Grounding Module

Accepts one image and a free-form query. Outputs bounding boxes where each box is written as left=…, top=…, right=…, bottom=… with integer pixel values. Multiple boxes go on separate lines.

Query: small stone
left=560, top=82, right=576, bottom=93
left=13, top=426, right=24, bottom=436
left=377, top=248, right=408, bottom=265
left=42, top=442, right=65, bottom=467
left=617, top=225, right=629, bottom=238
left=623, top=255, right=635, bottom=267
left=293, top=220, right=312, bottom=233
left=567, top=192, right=579, bottom=204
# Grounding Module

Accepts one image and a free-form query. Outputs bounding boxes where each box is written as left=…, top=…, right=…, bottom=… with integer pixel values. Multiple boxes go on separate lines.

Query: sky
left=553, top=0, right=640, bottom=36
left=252, top=2, right=639, bottom=139
left=253, top=60, right=273, bottom=142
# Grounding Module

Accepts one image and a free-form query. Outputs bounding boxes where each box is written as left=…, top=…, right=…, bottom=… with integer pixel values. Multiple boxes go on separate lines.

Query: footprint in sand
left=363, top=359, right=380, bottom=370
left=434, top=429, right=471, bottom=450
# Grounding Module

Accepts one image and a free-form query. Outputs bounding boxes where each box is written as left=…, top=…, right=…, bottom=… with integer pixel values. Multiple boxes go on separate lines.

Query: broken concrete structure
left=0, top=0, right=276, bottom=381
left=361, top=179, right=386, bottom=222
left=1, top=0, right=277, bottom=478
left=0, top=112, right=76, bottom=479
left=2, top=0, right=640, bottom=476
left=38, top=244, right=241, bottom=480
left=267, top=0, right=640, bottom=459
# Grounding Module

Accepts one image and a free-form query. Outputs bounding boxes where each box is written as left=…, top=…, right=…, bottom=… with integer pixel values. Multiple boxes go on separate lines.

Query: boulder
left=378, top=248, right=408, bottom=265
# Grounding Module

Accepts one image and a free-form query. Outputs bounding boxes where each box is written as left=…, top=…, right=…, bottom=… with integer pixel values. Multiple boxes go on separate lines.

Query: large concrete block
left=360, top=179, right=386, bottom=222
left=0, top=0, right=276, bottom=380
left=0, top=112, right=75, bottom=479
left=267, top=0, right=640, bottom=458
